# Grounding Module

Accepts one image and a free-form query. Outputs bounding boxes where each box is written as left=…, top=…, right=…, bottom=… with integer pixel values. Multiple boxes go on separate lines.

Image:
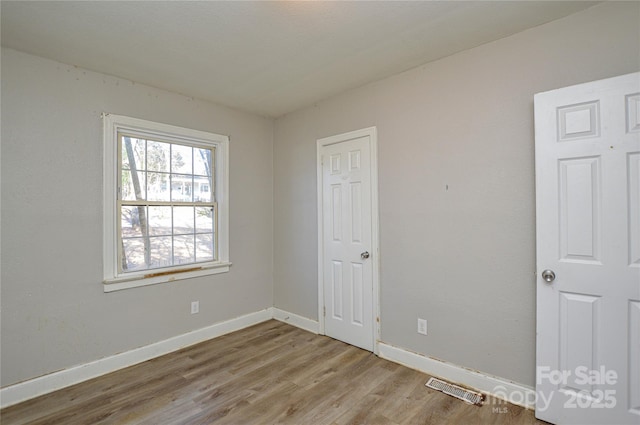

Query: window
left=103, top=114, right=229, bottom=291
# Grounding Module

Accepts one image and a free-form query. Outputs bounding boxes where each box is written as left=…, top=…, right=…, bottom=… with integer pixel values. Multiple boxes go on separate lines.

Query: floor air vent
left=425, top=377, right=485, bottom=406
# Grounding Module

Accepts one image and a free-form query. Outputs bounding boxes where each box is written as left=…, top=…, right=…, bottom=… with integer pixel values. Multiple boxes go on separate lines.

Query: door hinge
left=323, top=306, right=326, bottom=317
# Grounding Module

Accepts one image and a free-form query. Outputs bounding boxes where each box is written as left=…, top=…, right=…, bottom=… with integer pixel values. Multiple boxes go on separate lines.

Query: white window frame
left=103, top=114, right=230, bottom=292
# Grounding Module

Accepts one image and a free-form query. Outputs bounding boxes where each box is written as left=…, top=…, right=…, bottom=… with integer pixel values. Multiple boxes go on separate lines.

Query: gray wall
left=273, top=2, right=640, bottom=387
left=2, top=1, right=638, bottom=393
left=1, top=48, right=274, bottom=387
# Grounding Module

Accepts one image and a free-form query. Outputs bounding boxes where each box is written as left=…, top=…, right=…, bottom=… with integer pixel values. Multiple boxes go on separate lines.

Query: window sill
left=103, top=262, right=232, bottom=292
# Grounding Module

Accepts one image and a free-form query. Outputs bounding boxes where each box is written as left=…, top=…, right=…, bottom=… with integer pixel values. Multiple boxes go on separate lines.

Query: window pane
left=196, top=233, right=214, bottom=262
left=171, top=174, right=193, bottom=202
left=149, top=236, right=172, bottom=269
left=122, top=238, right=147, bottom=272
left=173, top=206, right=194, bottom=235
left=121, top=206, right=145, bottom=238
left=148, top=206, right=172, bottom=236
left=194, top=148, right=212, bottom=176
left=172, top=144, right=192, bottom=174
left=147, top=172, right=170, bottom=202
left=121, top=137, right=146, bottom=170
left=173, top=235, right=195, bottom=265
left=196, top=207, right=214, bottom=233
left=194, top=176, right=212, bottom=202
left=147, top=140, right=170, bottom=172
left=121, top=170, right=146, bottom=201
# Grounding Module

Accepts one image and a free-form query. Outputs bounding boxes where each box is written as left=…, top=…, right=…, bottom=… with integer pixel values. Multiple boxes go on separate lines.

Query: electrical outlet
left=191, top=301, right=199, bottom=314
left=417, top=318, right=427, bottom=335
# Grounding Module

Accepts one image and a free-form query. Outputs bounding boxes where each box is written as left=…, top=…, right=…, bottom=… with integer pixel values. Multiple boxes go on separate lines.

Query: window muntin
left=103, top=114, right=230, bottom=291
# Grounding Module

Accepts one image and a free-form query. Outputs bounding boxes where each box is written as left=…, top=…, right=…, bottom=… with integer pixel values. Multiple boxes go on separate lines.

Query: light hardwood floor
left=1, top=320, right=547, bottom=424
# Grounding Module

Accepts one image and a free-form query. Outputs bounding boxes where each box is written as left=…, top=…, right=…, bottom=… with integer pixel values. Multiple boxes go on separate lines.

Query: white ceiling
left=1, top=1, right=597, bottom=118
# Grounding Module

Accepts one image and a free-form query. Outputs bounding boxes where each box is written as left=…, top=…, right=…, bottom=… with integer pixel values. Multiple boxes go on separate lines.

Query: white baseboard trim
left=378, top=342, right=536, bottom=410
left=272, top=308, right=319, bottom=334
left=0, top=308, right=273, bottom=409
left=2, top=310, right=532, bottom=412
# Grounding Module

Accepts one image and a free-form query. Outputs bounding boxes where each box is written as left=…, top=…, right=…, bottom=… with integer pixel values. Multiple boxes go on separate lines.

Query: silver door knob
left=542, top=269, right=556, bottom=283
left=361, top=251, right=370, bottom=259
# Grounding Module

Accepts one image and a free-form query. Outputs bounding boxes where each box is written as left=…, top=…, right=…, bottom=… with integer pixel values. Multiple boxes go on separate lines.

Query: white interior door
left=535, top=72, right=640, bottom=424
left=318, top=128, right=378, bottom=352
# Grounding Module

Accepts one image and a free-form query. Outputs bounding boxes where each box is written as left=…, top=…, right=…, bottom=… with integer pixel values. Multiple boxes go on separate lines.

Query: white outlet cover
left=418, top=318, right=427, bottom=335
left=191, top=301, right=199, bottom=314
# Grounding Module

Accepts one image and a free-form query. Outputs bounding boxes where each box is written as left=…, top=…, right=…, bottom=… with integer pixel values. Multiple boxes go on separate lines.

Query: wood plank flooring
left=1, top=320, right=547, bottom=424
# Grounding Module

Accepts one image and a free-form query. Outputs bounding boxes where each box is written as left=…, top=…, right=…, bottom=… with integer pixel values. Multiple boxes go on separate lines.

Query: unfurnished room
left=1, top=1, right=639, bottom=424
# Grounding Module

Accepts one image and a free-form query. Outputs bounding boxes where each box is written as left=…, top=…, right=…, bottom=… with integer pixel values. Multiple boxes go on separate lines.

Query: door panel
left=559, top=156, right=601, bottom=262
left=630, top=301, right=640, bottom=415
left=535, top=72, right=640, bottom=424
left=331, top=260, right=343, bottom=319
left=321, top=134, right=374, bottom=352
left=558, top=292, right=599, bottom=394
left=629, top=152, right=640, bottom=267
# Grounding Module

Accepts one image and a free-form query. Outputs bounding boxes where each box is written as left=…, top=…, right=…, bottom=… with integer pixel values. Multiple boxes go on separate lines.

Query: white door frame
left=317, top=126, right=381, bottom=354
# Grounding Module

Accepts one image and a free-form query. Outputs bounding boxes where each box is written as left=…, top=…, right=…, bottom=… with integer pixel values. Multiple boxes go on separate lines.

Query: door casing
left=317, top=126, right=381, bottom=354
